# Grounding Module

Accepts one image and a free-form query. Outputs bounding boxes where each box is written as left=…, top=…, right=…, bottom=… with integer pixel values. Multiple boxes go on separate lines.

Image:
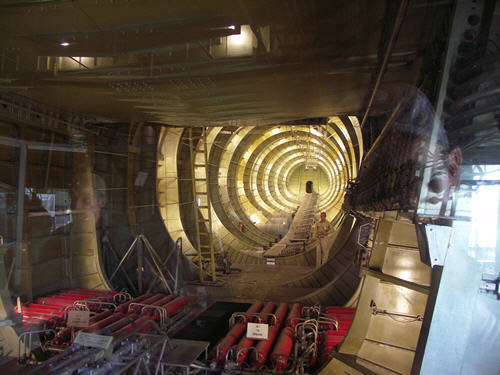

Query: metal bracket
left=425, top=224, right=453, bottom=267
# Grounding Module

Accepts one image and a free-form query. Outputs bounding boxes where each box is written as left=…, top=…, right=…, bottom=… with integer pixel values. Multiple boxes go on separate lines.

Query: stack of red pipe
left=213, top=301, right=264, bottom=365
left=267, top=303, right=301, bottom=371
left=212, top=302, right=357, bottom=372
left=318, top=307, right=355, bottom=362
left=16, top=289, right=190, bottom=347
left=251, top=302, right=292, bottom=369
left=17, top=289, right=118, bottom=329
left=213, top=301, right=304, bottom=371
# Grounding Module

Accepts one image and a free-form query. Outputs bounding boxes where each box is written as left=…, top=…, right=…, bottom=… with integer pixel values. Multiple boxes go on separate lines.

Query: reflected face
left=320, top=212, right=327, bottom=221
left=72, top=186, right=106, bottom=222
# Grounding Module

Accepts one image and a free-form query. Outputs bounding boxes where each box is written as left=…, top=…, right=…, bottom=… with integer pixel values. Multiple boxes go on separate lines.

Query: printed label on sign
left=247, top=322, right=269, bottom=340
left=74, top=332, right=113, bottom=350
left=67, top=310, right=90, bottom=327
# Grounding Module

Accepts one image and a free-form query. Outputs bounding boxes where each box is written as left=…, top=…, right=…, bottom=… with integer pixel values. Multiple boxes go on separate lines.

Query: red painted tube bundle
left=274, top=303, right=289, bottom=328
left=162, top=296, right=189, bottom=316
left=83, top=313, right=124, bottom=333
left=105, top=315, right=139, bottom=333
left=259, top=302, right=276, bottom=323
left=285, top=303, right=302, bottom=329
left=214, top=323, right=246, bottom=364
left=89, top=310, right=114, bottom=324
left=35, top=297, right=84, bottom=307
left=235, top=335, right=254, bottom=367
left=246, top=301, right=264, bottom=318
left=127, top=294, right=165, bottom=314
left=17, top=303, right=64, bottom=313
left=53, top=310, right=114, bottom=345
left=252, top=326, right=279, bottom=369
left=142, top=295, right=175, bottom=316
left=115, top=293, right=152, bottom=313
left=271, top=327, right=294, bottom=371
left=113, top=317, right=154, bottom=335
left=323, top=331, right=346, bottom=349
left=57, top=293, right=107, bottom=301
left=21, top=311, right=65, bottom=320
left=212, top=301, right=264, bottom=365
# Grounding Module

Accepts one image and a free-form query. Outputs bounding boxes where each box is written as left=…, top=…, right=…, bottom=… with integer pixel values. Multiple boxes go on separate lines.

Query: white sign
left=67, top=310, right=90, bottom=327
left=74, top=332, right=113, bottom=350
left=247, top=322, right=269, bottom=340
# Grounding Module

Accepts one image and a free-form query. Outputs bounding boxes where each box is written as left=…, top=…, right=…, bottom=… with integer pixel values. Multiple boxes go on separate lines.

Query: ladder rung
left=197, top=218, right=210, bottom=222
left=194, top=164, right=206, bottom=167
left=199, top=205, right=209, bottom=209
left=195, top=178, right=207, bottom=181
left=196, top=192, right=208, bottom=195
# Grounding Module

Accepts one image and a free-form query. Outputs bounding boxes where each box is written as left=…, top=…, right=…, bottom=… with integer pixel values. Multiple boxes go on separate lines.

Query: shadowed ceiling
left=0, top=0, right=449, bottom=126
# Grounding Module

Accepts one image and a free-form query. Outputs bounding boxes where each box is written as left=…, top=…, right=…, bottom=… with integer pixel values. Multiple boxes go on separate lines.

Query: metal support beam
left=14, top=144, right=26, bottom=286
left=360, top=0, right=409, bottom=129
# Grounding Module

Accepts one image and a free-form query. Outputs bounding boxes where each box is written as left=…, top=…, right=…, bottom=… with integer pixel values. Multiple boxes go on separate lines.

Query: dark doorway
left=306, top=180, right=313, bottom=193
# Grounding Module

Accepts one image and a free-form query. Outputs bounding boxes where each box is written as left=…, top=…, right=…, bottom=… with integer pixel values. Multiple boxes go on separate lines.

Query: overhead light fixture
left=60, top=41, right=70, bottom=47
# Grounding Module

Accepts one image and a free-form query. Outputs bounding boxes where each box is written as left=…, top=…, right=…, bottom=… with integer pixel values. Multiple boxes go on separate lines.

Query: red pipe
left=18, top=303, right=63, bottom=313
left=212, top=301, right=264, bottom=365
left=161, top=296, right=189, bottom=316
left=127, top=294, right=164, bottom=314
left=235, top=335, right=254, bottom=367
left=142, top=295, right=176, bottom=315
left=247, top=301, right=264, bottom=316
left=83, top=313, right=124, bottom=333
left=22, top=311, right=64, bottom=320
left=104, top=315, right=139, bottom=333
left=89, top=310, right=114, bottom=324
left=52, top=310, right=114, bottom=345
left=113, top=316, right=154, bottom=335
left=252, top=325, right=279, bottom=369
left=274, top=303, right=289, bottom=328
left=285, top=303, right=302, bottom=329
left=19, top=307, right=63, bottom=316
left=114, top=293, right=152, bottom=313
left=258, top=302, right=276, bottom=323
left=271, top=327, right=294, bottom=371
left=57, top=294, right=108, bottom=302
left=214, top=323, right=246, bottom=364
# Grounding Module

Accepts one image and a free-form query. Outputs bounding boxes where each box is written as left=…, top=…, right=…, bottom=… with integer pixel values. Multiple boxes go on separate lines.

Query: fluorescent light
left=60, top=41, right=70, bottom=47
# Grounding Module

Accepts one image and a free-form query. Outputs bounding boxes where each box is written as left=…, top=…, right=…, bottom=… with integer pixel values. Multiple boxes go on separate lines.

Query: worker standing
left=311, top=212, right=333, bottom=268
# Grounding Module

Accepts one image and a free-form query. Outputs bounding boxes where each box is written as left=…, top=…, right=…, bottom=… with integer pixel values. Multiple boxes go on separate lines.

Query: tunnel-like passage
left=157, top=117, right=363, bottom=262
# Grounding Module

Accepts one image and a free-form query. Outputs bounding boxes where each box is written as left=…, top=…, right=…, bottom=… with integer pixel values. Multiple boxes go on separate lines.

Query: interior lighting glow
left=60, top=41, right=70, bottom=47
left=228, top=28, right=247, bottom=46
left=271, top=128, right=281, bottom=135
left=311, top=128, right=322, bottom=137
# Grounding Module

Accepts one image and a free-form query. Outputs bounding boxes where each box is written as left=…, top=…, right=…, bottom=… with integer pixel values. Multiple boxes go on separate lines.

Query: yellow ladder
left=188, top=127, right=216, bottom=282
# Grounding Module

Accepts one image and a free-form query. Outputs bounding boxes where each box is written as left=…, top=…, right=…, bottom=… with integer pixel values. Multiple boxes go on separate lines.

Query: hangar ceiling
left=0, top=0, right=449, bottom=126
